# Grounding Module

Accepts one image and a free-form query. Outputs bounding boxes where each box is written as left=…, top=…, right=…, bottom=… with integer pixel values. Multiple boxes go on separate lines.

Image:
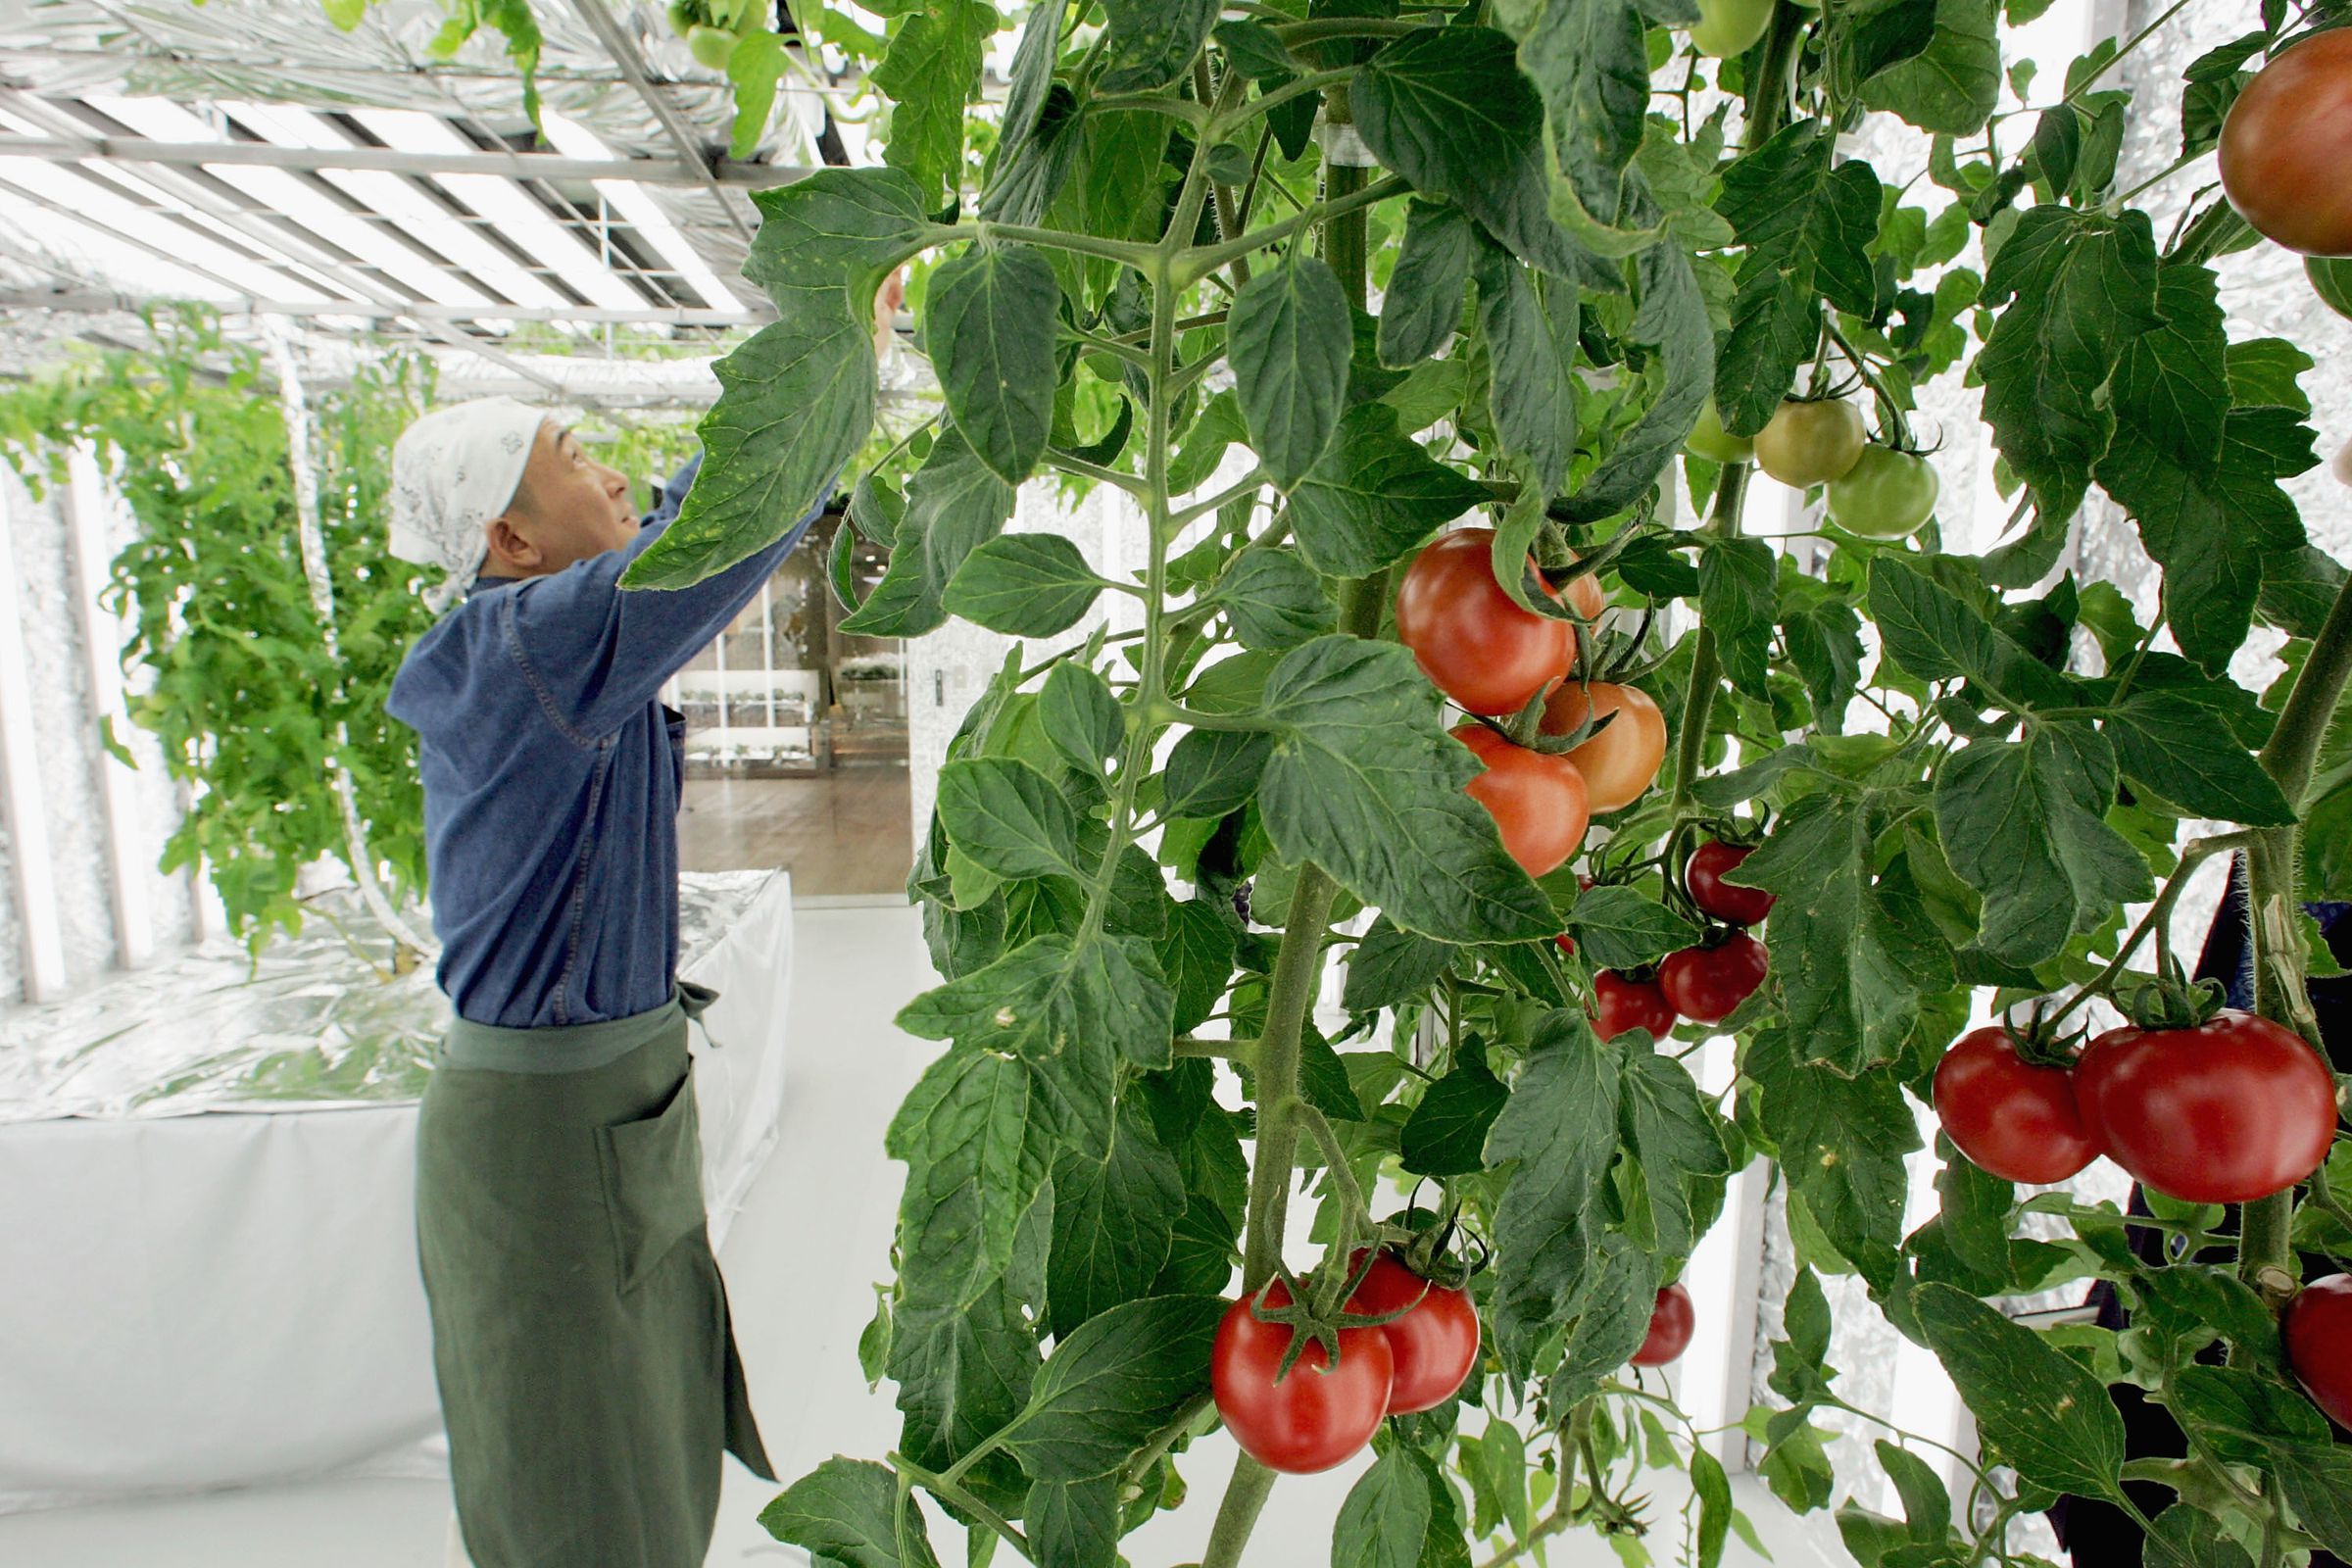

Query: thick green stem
left=1200, top=1454, right=1278, bottom=1568
left=1324, top=166, right=1369, bottom=311
left=2240, top=566, right=2352, bottom=1292
left=1670, top=463, right=1749, bottom=808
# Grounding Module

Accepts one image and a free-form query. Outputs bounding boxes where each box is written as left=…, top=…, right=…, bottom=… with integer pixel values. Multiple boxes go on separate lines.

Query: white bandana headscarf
left=387, top=397, right=549, bottom=614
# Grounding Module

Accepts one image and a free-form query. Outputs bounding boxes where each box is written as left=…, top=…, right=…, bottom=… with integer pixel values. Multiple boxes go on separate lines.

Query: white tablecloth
left=0, top=870, right=794, bottom=1514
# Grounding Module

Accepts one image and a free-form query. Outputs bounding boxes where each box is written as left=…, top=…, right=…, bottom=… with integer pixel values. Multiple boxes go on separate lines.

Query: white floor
left=0, top=904, right=1844, bottom=1568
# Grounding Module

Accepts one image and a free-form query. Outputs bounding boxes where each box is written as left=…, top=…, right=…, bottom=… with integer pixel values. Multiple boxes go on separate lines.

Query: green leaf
left=2168, top=1365, right=2328, bottom=1465
left=1745, top=1029, right=1920, bottom=1289
left=1780, top=573, right=1864, bottom=731
left=1229, top=250, right=1353, bottom=490
left=1485, top=1009, right=1622, bottom=1367
left=1713, top=122, right=1883, bottom=435
left=744, top=167, right=933, bottom=312
left=1400, top=1055, right=1511, bottom=1176
left=926, top=244, right=1061, bottom=484
left=840, top=429, right=1019, bottom=636
left=1168, top=390, right=1248, bottom=496
left=937, top=758, right=1087, bottom=880
left=1864, top=556, right=2073, bottom=709
left=890, top=1287, right=1039, bottom=1498
left=1211, top=549, right=1337, bottom=652
left=999, top=1295, right=1226, bottom=1480
left=1380, top=200, right=1478, bottom=368
left=2278, top=1448, right=2352, bottom=1560
left=1552, top=1232, right=1664, bottom=1402
left=1343, top=917, right=1458, bottom=1011
left=1298, top=1025, right=1368, bottom=1121
left=1874, top=1440, right=1953, bottom=1545
left=1698, top=536, right=1779, bottom=692
left=1691, top=1446, right=1736, bottom=1568
left=1932, top=724, right=2153, bottom=966
left=1473, top=237, right=1578, bottom=498
left=1739, top=791, right=1953, bottom=1073
left=1099, top=0, right=1217, bottom=92
left=1257, top=637, right=1555, bottom=943
left=2100, top=690, right=2293, bottom=824
left=873, top=0, right=996, bottom=214
left=1335, top=1445, right=1434, bottom=1568
left=1040, top=662, right=1125, bottom=775
left=1566, top=883, right=1698, bottom=970
left=942, top=533, right=1109, bottom=636
left=1287, top=404, right=1488, bottom=577
left=2109, top=261, right=2230, bottom=477
left=1154, top=897, right=1237, bottom=1037
left=1047, top=1104, right=1186, bottom=1337
left=887, top=1044, right=1065, bottom=1308
left=1026, top=1476, right=1120, bottom=1568
left=1160, top=727, right=1274, bottom=821
left=1498, top=0, right=1658, bottom=221
left=1911, top=1283, right=2127, bottom=1500
left=1617, top=1050, right=1731, bottom=1254
left=624, top=311, right=873, bottom=589
left=899, top=931, right=1172, bottom=1092
left=758, top=1457, right=942, bottom=1568
left=1979, top=206, right=2160, bottom=528
left=1859, top=0, right=2001, bottom=134
left=1556, top=240, right=1715, bottom=522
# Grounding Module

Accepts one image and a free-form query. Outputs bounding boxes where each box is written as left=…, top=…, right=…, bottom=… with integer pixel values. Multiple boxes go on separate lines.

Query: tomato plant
left=1931, top=1027, right=2099, bottom=1185
left=572, top=2, right=2352, bottom=1564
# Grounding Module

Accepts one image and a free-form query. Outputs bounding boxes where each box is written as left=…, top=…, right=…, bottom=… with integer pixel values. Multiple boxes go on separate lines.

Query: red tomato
left=2219, top=29, right=2352, bottom=257
left=1211, top=1283, right=1395, bottom=1474
left=1539, top=682, right=1668, bottom=813
left=1656, top=934, right=1768, bottom=1024
left=1631, top=1284, right=1694, bottom=1367
left=1346, top=1252, right=1481, bottom=1414
left=1686, top=839, right=1775, bottom=926
left=2285, top=1274, right=2352, bottom=1430
left=1931, top=1027, right=2099, bottom=1185
left=1555, top=932, right=1576, bottom=956
left=1454, top=724, right=1591, bottom=878
left=2073, top=1011, right=2339, bottom=1204
left=1592, top=970, right=1677, bottom=1042
left=1396, top=529, right=1573, bottom=715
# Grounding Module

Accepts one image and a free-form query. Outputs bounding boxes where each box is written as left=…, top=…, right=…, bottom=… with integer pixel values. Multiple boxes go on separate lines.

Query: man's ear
left=484, top=514, right=542, bottom=572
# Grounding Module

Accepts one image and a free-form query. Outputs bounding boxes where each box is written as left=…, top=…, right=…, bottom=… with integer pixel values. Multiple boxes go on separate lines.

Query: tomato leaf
left=2278, top=1447, right=2352, bottom=1560
left=1779, top=572, right=1865, bottom=732
left=2099, top=690, right=2294, bottom=824
left=1474, top=235, right=1579, bottom=500
left=998, top=1295, right=1226, bottom=1480
left=1556, top=240, right=1716, bottom=522
left=1698, top=536, right=1780, bottom=694
left=1563, top=883, right=1697, bottom=969
left=1745, top=1029, right=1920, bottom=1290
left=759, top=1456, right=942, bottom=1568
left=871, top=0, right=995, bottom=215
left=1484, top=1009, right=1623, bottom=1368
left=1400, top=1054, right=1510, bottom=1176
left=1859, top=0, right=2001, bottom=135
left=840, top=429, right=1019, bottom=636
left=1257, top=637, right=1555, bottom=942
left=1911, top=1283, right=2127, bottom=1500
left=1210, top=548, right=1338, bottom=652
left=937, top=758, right=1087, bottom=881
left=1040, top=662, right=1125, bottom=775
left=2109, top=261, right=2230, bottom=475
left=926, top=244, right=1061, bottom=484
left=1690, top=1445, right=1736, bottom=1568
left=1025, top=1475, right=1120, bottom=1568
left=1161, top=728, right=1274, bottom=821
left=1046, top=1103, right=1186, bottom=1338
left=1154, top=898, right=1238, bottom=1037
left=1344, top=917, right=1459, bottom=1012
left=1335, top=1444, right=1434, bottom=1568
left=1097, top=0, right=1216, bottom=92
left=1496, top=0, right=1669, bottom=224
left=1380, top=200, right=1479, bottom=368
left=1229, top=249, right=1353, bottom=490
left=744, top=167, right=933, bottom=312
left=1617, top=1049, right=1731, bottom=1254
left=943, top=533, right=1109, bottom=636
left=1286, top=405, right=1490, bottom=577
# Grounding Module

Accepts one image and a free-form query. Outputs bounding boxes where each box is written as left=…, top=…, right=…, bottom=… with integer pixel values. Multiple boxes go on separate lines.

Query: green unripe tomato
left=1825, top=446, right=1939, bottom=539
left=1686, top=399, right=1754, bottom=464
left=1752, top=399, right=1866, bottom=488
left=667, top=1, right=701, bottom=38
left=2313, top=257, right=2352, bottom=323
left=1690, top=0, right=1775, bottom=59
left=687, top=23, right=739, bottom=70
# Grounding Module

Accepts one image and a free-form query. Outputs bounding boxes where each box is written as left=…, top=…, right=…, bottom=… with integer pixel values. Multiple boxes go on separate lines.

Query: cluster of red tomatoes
left=1590, top=840, right=1775, bottom=1041
left=1396, top=530, right=1667, bottom=879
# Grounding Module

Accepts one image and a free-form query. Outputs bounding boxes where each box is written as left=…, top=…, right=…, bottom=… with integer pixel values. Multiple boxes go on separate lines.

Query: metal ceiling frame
left=0, top=130, right=808, bottom=187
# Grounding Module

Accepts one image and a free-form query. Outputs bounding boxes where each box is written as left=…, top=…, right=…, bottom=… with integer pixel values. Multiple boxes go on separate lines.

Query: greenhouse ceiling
left=0, top=0, right=915, bottom=406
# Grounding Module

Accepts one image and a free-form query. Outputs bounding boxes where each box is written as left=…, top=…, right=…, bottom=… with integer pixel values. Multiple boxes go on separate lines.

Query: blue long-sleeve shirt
left=386, top=455, right=821, bottom=1028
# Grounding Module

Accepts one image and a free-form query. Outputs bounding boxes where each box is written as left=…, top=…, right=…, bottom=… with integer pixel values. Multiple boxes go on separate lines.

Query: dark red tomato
left=1396, top=529, right=1573, bottom=715
left=1346, top=1251, right=1481, bottom=1414
left=1211, top=1282, right=1395, bottom=1474
left=1656, top=933, right=1768, bottom=1024
left=1592, top=970, right=1677, bottom=1043
left=2285, top=1274, right=2352, bottom=1430
left=2220, top=28, right=2352, bottom=257
left=1631, top=1284, right=1694, bottom=1367
left=2073, top=1011, right=2339, bottom=1204
left=1931, top=1027, right=2099, bottom=1185
left=1454, top=724, right=1591, bottom=878
left=1686, top=840, right=1775, bottom=926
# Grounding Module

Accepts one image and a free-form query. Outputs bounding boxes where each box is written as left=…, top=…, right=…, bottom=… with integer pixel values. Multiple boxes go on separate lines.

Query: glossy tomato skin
left=1631, top=1284, right=1695, bottom=1367
left=1347, top=1252, right=1481, bottom=1414
left=1686, top=840, right=1775, bottom=926
left=2073, top=1011, right=2339, bottom=1204
left=1454, top=724, right=1591, bottom=878
left=2220, top=29, right=2352, bottom=257
left=1826, top=447, right=1940, bottom=539
left=1396, top=530, right=1573, bottom=715
left=1657, top=934, right=1769, bottom=1024
left=1592, top=971, right=1678, bottom=1043
left=2285, top=1275, right=2352, bottom=1430
left=1931, top=1027, right=2099, bottom=1185
left=1540, top=683, right=1668, bottom=813
left=1753, top=399, right=1866, bottom=488
left=1212, top=1284, right=1395, bottom=1474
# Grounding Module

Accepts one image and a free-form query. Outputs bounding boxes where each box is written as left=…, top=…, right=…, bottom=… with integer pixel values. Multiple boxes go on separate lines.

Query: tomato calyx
left=2117, top=968, right=2229, bottom=1034
left=1994, top=1004, right=2088, bottom=1072
left=1250, top=1250, right=1458, bottom=1381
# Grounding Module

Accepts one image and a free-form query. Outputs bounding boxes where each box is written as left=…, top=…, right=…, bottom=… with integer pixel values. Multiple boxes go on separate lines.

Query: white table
left=0, top=870, right=794, bottom=1514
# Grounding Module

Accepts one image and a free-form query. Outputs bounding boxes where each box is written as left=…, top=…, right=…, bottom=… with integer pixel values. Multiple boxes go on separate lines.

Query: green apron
left=416, top=980, right=774, bottom=1568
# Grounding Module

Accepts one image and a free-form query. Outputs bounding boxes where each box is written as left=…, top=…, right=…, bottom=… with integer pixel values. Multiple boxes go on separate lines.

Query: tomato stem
left=1669, top=462, right=1750, bottom=809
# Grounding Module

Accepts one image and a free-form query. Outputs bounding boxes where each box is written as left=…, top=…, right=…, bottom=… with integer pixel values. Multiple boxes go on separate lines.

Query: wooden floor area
left=677, top=767, right=913, bottom=897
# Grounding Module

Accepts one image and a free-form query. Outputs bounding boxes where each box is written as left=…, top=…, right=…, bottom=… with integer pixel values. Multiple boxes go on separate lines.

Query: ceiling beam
left=559, top=0, right=756, bottom=242
left=0, top=286, right=763, bottom=327
left=0, top=131, right=810, bottom=190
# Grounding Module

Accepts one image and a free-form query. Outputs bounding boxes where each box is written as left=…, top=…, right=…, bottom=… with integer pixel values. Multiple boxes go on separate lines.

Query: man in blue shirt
left=384, top=398, right=819, bottom=1566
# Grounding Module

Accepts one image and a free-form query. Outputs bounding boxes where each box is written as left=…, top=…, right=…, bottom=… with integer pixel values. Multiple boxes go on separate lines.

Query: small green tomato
left=1826, top=446, right=1940, bottom=539
left=1689, top=0, right=1775, bottom=59
left=687, top=23, right=739, bottom=70
left=1752, top=398, right=1866, bottom=488
left=1686, top=399, right=1754, bottom=464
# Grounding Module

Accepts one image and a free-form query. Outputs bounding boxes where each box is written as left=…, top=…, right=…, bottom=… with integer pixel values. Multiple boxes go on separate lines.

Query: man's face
left=487, top=421, right=637, bottom=577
